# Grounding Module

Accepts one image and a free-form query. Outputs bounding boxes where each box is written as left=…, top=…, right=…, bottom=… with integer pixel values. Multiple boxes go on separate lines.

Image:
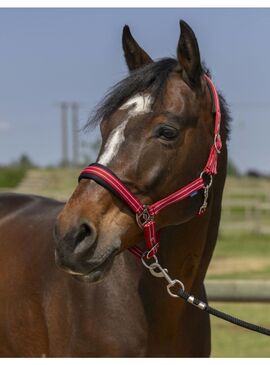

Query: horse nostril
left=73, top=222, right=97, bottom=255
left=75, top=224, right=91, bottom=244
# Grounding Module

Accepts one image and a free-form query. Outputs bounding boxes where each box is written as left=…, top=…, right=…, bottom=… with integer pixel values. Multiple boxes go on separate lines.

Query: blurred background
left=0, top=8, right=269, bottom=357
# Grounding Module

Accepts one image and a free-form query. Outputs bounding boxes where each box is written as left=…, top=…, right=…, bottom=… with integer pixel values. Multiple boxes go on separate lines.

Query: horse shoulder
left=0, top=193, right=65, bottom=356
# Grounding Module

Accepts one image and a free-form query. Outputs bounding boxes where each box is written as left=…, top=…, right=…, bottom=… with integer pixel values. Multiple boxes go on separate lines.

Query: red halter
left=78, top=74, right=222, bottom=259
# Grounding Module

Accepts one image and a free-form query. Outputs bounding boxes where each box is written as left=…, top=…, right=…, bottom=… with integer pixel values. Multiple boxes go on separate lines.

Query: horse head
left=54, top=20, right=228, bottom=282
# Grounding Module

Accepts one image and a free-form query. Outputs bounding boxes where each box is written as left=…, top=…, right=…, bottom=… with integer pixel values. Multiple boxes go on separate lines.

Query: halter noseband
left=78, top=74, right=222, bottom=259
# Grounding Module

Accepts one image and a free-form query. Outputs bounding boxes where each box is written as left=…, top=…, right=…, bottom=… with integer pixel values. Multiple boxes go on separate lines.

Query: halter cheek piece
left=78, top=74, right=222, bottom=259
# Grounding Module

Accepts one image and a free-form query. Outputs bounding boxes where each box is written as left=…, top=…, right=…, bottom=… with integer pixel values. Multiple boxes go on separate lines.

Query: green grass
left=227, top=193, right=267, bottom=201
left=207, top=233, right=270, bottom=280
left=4, top=167, right=81, bottom=201
left=222, top=210, right=270, bottom=221
left=214, top=233, right=270, bottom=258
left=211, top=302, right=270, bottom=357
left=0, top=166, right=27, bottom=188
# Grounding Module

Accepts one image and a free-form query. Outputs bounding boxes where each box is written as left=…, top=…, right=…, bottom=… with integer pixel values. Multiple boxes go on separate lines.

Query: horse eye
left=155, top=125, right=179, bottom=140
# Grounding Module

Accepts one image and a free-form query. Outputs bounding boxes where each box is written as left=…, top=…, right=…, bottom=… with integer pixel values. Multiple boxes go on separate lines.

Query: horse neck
left=141, top=154, right=227, bottom=296
left=157, top=213, right=212, bottom=293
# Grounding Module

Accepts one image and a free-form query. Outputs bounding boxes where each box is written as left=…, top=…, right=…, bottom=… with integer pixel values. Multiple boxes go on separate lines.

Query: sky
left=0, top=8, right=270, bottom=173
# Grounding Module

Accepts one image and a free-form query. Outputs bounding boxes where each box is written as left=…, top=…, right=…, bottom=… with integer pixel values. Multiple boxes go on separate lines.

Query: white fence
left=206, top=280, right=270, bottom=302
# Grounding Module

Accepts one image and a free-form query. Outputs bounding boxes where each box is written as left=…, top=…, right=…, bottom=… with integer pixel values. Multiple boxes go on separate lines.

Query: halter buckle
left=136, top=205, right=153, bottom=229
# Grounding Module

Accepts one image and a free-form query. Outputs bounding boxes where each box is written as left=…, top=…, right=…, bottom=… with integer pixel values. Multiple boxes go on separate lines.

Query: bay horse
left=0, top=20, right=230, bottom=357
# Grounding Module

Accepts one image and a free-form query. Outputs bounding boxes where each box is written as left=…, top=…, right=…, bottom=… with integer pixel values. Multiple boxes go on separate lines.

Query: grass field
left=211, top=303, right=270, bottom=357
left=0, top=166, right=27, bottom=188
left=207, top=232, right=270, bottom=280
left=1, top=168, right=270, bottom=357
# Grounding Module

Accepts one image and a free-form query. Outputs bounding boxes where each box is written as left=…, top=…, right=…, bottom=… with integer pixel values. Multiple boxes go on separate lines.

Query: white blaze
left=98, top=94, right=152, bottom=166
left=119, top=94, right=152, bottom=115
left=98, top=119, right=128, bottom=166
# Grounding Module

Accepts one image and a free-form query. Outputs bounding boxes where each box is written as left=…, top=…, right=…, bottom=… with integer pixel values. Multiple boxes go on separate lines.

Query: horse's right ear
left=122, top=25, right=153, bottom=71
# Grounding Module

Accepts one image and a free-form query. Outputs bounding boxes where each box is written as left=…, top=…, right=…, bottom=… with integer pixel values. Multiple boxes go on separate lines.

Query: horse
left=0, top=20, right=230, bottom=357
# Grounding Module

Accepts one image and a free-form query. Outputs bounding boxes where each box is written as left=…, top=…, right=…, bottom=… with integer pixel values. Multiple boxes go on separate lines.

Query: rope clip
left=141, top=254, right=185, bottom=297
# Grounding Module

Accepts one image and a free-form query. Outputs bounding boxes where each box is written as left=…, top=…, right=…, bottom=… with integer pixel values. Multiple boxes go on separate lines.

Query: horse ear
left=122, top=25, right=153, bottom=71
left=177, top=20, right=202, bottom=87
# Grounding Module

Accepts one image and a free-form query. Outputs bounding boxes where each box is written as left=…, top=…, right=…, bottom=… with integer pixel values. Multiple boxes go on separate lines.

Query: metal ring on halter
left=200, top=171, right=213, bottom=189
left=214, top=133, right=222, bottom=154
left=136, top=205, right=153, bottom=229
left=141, top=252, right=158, bottom=269
left=145, top=243, right=159, bottom=260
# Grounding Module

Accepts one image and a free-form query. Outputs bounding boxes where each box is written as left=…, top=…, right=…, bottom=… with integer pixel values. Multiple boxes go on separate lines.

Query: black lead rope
left=177, top=288, right=270, bottom=337
left=142, top=256, right=270, bottom=337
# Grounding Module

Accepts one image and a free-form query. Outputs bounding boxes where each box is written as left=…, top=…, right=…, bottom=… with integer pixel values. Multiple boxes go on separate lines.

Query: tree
left=227, top=159, right=240, bottom=176
left=17, top=154, right=36, bottom=168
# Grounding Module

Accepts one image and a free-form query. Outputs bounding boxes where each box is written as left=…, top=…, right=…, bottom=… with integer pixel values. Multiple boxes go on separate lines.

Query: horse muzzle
left=54, top=221, right=119, bottom=282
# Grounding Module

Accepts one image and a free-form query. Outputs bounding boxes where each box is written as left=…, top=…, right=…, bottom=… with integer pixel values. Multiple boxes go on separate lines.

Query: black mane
left=85, top=57, right=230, bottom=140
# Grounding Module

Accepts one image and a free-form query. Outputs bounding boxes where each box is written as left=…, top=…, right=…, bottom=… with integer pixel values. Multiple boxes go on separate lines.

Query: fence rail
left=206, top=280, right=270, bottom=302
left=220, top=177, right=270, bottom=234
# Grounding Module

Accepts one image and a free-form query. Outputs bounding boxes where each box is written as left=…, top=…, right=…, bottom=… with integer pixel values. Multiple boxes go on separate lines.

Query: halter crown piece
left=78, top=74, right=222, bottom=259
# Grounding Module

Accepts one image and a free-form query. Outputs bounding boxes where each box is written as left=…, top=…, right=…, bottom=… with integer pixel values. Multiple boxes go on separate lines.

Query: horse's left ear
left=122, top=25, right=153, bottom=71
left=177, top=20, right=202, bottom=87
